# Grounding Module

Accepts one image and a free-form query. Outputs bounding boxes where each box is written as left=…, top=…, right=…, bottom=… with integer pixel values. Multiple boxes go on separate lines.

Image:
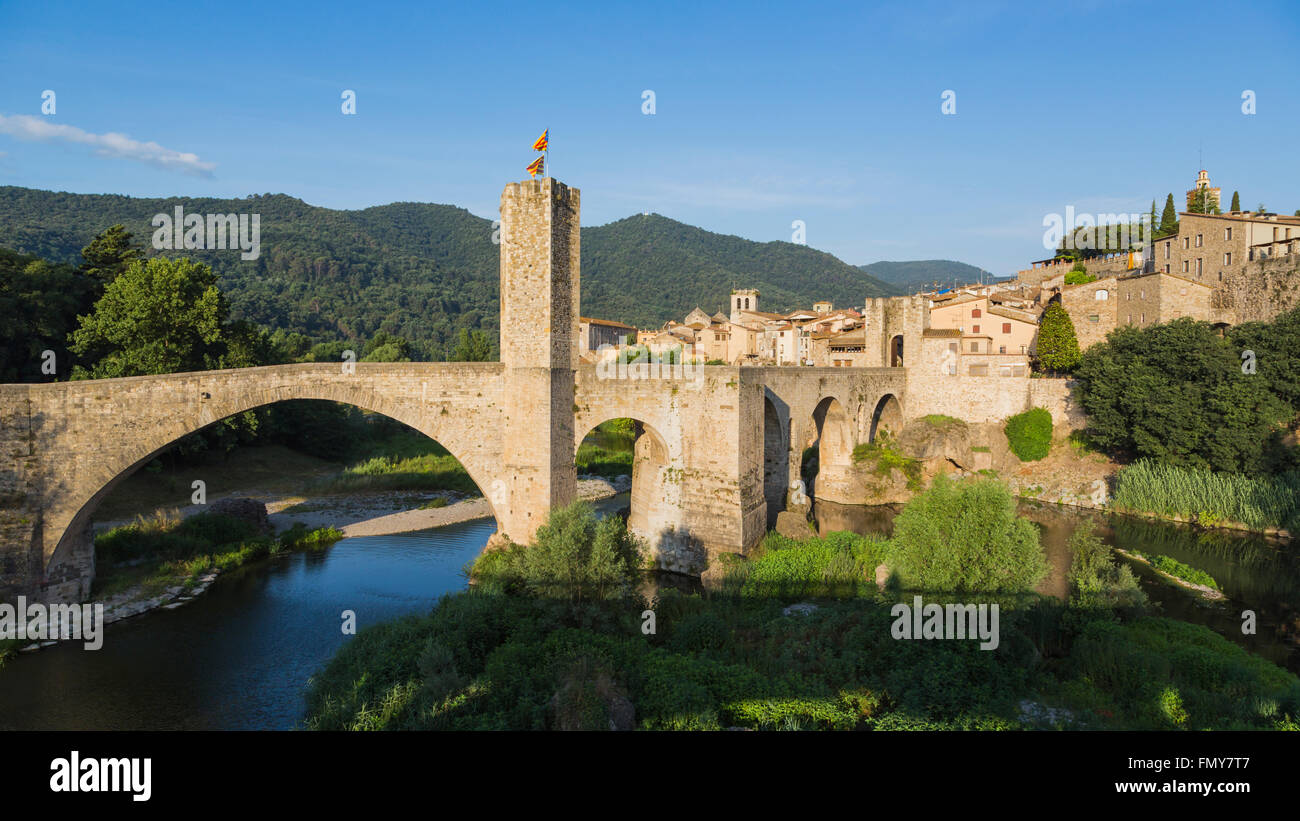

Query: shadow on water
left=812, top=497, right=1300, bottom=674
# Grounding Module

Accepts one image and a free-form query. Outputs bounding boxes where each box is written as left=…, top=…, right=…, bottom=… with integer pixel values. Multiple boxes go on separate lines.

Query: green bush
left=888, top=475, right=1047, bottom=593
left=1004, top=407, right=1053, bottom=462
left=470, top=501, right=644, bottom=603
left=1067, top=521, right=1146, bottom=611
left=741, top=531, right=888, bottom=599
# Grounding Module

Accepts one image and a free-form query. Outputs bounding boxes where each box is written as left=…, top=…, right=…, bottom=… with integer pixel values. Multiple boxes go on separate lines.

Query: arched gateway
left=0, top=178, right=906, bottom=603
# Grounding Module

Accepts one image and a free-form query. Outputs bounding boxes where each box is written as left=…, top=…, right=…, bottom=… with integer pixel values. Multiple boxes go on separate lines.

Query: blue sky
left=1, top=0, right=1296, bottom=275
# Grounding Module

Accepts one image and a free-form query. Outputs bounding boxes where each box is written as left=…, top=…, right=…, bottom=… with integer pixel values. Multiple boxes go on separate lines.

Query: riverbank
left=62, top=474, right=634, bottom=639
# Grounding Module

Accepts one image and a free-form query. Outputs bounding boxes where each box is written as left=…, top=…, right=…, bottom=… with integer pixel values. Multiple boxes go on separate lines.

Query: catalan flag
left=526, top=156, right=545, bottom=178
left=532, top=129, right=548, bottom=152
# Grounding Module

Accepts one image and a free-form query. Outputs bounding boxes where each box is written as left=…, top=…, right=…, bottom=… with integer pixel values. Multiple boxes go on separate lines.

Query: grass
left=92, top=510, right=343, bottom=600
left=921, top=414, right=967, bottom=432
left=1112, top=459, right=1300, bottom=533
left=852, top=430, right=923, bottom=491
left=1129, top=550, right=1220, bottom=590
left=576, top=420, right=635, bottom=478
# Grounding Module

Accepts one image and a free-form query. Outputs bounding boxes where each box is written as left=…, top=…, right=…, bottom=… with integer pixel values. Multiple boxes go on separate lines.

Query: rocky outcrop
left=209, top=497, right=269, bottom=533
left=774, top=510, right=816, bottom=541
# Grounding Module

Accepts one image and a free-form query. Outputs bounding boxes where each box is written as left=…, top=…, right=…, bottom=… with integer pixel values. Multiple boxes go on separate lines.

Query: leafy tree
left=1159, top=193, right=1179, bottom=236
left=448, top=327, right=493, bottom=361
left=1189, top=186, right=1220, bottom=215
left=1230, top=191, right=1241, bottom=212
left=78, top=224, right=143, bottom=284
left=1074, top=318, right=1293, bottom=474
left=361, top=330, right=412, bottom=362
left=69, top=257, right=235, bottom=378
left=0, top=249, right=98, bottom=381
left=887, top=475, right=1047, bottom=593
left=1035, top=302, right=1081, bottom=373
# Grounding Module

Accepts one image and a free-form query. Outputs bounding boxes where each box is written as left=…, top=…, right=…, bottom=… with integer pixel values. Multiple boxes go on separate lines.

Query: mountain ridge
left=0, top=186, right=977, bottom=354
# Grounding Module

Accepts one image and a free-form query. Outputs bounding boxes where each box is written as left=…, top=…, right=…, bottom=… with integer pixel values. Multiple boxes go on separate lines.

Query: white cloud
left=0, top=114, right=215, bottom=176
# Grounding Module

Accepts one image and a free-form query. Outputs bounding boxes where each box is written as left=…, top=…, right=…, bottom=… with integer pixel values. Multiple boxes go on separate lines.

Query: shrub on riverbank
left=1111, top=459, right=1300, bottom=533
left=471, top=501, right=644, bottom=603
left=1067, top=521, right=1146, bottom=612
left=888, top=476, right=1048, bottom=593
left=1004, top=407, right=1053, bottom=462
left=737, top=530, right=888, bottom=599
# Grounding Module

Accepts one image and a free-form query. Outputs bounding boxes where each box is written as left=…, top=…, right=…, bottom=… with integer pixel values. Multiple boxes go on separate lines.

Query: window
left=1095, top=289, right=1108, bottom=300
left=969, top=341, right=980, bottom=353
left=999, top=366, right=1012, bottom=377
left=999, top=345, right=1006, bottom=354
left=1196, top=258, right=1203, bottom=275
left=969, top=364, right=988, bottom=376
left=1182, top=260, right=1189, bottom=273
left=1089, top=315, right=1099, bottom=323
left=1140, top=312, right=1145, bottom=323
left=971, top=308, right=982, bottom=318
left=1224, top=252, right=1232, bottom=265
left=1164, top=241, right=1171, bottom=259
left=1183, top=237, right=1190, bottom=249
left=1164, top=264, right=1170, bottom=273
left=972, top=324, right=980, bottom=334
left=1127, top=313, right=1132, bottom=324
left=1225, top=227, right=1232, bottom=240
left=1002, top=322, right=1011, bottom=334
left=1195, top=234, right=1203, bottom=247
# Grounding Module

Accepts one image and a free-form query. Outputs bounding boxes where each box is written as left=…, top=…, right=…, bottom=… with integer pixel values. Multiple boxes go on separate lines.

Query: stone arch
left=761, top=392, right=788, bottom=525
left=574, top=414, right=695, bottom=573
left=803, top=395, right=856, bottom=504
left=889, top=334, right=904, bottom=367
left=43, top=383, right=501, bottom=597
left=868, top=393, right=903, bottom=443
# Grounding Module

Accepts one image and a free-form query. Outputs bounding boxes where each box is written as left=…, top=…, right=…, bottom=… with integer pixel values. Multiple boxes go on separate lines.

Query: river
left=1, top=493, right=1296, bottom=729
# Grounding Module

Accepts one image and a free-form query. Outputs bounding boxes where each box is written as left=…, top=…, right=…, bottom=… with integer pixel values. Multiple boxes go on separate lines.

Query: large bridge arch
left=12, top=362, right=508, bottom=602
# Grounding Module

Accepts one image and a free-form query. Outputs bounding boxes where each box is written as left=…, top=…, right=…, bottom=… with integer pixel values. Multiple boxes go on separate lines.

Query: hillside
left=857, top=259, right=997, bottom=294
left=0, top=186, right=899, bottom=354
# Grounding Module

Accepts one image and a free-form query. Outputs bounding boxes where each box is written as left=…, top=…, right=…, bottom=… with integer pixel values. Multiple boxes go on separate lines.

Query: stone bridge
left=0, top=178, right=907, bottom=603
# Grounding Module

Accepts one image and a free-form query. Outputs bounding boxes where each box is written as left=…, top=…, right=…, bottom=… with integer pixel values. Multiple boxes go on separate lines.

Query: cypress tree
left=1230, top=191, right=1241, bottom=212
left=1159, top=194, right=1179, bottom=236
left=1036, top=301, right=1082, bottom=373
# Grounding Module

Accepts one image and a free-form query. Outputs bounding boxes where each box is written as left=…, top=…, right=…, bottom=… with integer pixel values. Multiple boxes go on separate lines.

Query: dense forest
left=0, top=186, right=901, bottom=358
